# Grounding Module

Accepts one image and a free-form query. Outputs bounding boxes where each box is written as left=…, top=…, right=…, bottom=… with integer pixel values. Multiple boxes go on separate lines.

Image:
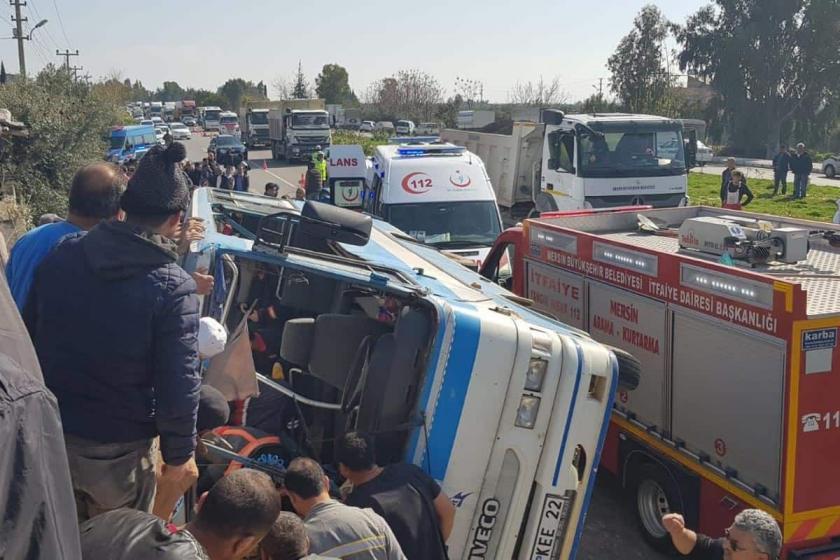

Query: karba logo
left=330, top=157, right=359, bottom=167
left=402, top=172, right=433, bottom=194
left=449, top=169, right=472, bottom=188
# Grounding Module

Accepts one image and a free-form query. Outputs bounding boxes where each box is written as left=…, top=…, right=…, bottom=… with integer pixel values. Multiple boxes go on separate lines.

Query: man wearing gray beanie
left=24, top=142, right=202, bottom=523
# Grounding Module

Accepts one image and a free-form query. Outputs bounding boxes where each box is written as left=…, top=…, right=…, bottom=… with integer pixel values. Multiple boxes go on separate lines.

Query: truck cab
left=539, top=111, right=689, bottom=212
left=364, top=141, right=503, bottom=266
left=203, top=106, right=222, bottom=132
left=243, top=108, right=270, bottom=149
left=219, top=111, right=240, bottom=138
left=269, top=107, right=331, bottom=162
left=187, top=189, right=633, bottom=559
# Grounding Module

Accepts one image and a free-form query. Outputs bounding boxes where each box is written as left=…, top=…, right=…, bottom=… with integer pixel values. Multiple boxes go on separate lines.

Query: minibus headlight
left=525, top=358, right=548, bottom=392
left=515, top=395, right=541, bottom=429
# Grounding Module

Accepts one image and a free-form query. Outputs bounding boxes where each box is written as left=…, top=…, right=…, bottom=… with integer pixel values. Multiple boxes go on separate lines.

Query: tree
left=217, top=78, right=266, bottom=110
left=508, top=76, right=567, bottom=106
left=607, top=5, right=675, bottom=114
left=675, top=0, right=840, bottom=156
left=0, top=65, right=127, bottom=220
left=454, top=77, right=485, bottom=108
left=292, top=61, right=311, bottom=99
left=436, top=94, right=464, bottom=128
left=364, top=69, right=443, bottom=121
left=315, top=63, right=357, bottom=104
left=156, top=81, right=185, bottom=102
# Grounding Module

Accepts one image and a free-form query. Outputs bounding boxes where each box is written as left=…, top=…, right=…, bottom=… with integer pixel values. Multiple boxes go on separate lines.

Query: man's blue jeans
left=794, top=174, right=809, bottom=198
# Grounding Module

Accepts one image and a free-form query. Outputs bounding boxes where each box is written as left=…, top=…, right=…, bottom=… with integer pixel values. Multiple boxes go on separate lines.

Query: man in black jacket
left=790, top=142, right=813, bottom=199
left=772, top=144, right=790, bottom=196
left=25, top=142, right=201, bottom=522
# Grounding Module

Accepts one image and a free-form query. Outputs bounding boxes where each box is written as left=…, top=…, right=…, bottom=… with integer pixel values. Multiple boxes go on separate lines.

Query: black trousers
left=773, top=171, right=788, bottom=194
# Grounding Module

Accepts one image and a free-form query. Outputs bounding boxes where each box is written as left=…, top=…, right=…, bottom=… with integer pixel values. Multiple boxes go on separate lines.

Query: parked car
left=415, top=122, right=441, bottom=136
left=823, top=156, right=839, bottom=179
left=394, top=119, right=415, bottom=135
left=169, top=122, right=192, bottom=140
left=359, top=120, right=375, bottom=133
left=208, top=134, right=248, bottom=166
left=182, top=115, right=197, bottom=127
left=374, top=121, right=395, bottom=134
left=695, top=140, right=714, bottom=166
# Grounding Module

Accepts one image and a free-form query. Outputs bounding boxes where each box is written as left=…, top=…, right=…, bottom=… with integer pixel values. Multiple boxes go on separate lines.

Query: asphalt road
left=696, top=164, right=839, bottom=187
left=182, top=132, right=306, bottom=197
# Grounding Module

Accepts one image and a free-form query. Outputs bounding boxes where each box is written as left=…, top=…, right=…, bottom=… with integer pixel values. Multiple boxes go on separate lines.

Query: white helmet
left=198, top=317, right=227, bottom=359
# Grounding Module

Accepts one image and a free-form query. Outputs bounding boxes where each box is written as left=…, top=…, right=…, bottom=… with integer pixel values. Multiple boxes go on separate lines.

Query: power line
left=50, top=0, right=69, bottom=46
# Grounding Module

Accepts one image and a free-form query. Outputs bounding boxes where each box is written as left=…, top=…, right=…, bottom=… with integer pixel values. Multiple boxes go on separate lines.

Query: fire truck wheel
left=631, top=462, right=683, bottom=553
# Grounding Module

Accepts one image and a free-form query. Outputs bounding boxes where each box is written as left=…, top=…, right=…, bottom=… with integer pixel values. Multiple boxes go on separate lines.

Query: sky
left=0, top=0, right=707, bottom=102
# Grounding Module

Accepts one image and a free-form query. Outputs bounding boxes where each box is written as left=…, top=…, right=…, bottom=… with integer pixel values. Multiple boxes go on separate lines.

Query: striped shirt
left=304, top=500, right=406, bottom=560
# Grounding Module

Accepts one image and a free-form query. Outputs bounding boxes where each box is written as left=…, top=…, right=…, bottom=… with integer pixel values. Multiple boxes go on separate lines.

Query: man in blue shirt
left=5, top=163, right=126, bottom=309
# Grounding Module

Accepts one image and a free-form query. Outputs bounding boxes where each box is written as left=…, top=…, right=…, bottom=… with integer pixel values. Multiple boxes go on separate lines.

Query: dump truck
left=268, top=99, right=331, bottom=162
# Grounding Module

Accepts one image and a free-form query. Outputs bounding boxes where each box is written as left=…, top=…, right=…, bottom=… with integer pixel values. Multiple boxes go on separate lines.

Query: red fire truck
left=480, top=206, right=840, bottom=558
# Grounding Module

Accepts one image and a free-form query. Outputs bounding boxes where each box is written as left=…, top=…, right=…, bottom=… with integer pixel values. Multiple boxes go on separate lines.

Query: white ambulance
left=364, top=141, right=503, bottom=266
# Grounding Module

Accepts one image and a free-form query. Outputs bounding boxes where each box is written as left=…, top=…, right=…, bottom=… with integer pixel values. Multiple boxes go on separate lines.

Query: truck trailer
left=480, top=206, right=840, bottom=558
left=442, top=111, right=690, bottom=226
left=268, top=99, right=331, bottom=162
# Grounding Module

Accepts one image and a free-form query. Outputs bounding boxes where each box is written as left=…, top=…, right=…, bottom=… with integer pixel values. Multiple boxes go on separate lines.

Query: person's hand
left=160, top=456, right=199, bottom=488
left=192, top=268, right=214, bottom=296
left=153, top=456, right=198, bottom=521
left=662, top=513, right=686, bottom=535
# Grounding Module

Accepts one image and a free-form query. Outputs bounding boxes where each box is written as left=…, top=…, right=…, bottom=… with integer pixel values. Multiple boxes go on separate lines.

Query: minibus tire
left=605, top=345, right=641, bottom=391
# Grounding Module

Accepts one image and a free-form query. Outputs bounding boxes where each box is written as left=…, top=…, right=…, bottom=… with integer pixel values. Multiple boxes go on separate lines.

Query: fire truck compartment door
left=671, top=311, right=784, bottom=499
left=587, top=281, right=667, bottom=429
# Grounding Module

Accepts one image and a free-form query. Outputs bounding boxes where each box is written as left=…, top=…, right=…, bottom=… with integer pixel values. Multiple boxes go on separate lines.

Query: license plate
left=530, top=491, right=576, bottom=560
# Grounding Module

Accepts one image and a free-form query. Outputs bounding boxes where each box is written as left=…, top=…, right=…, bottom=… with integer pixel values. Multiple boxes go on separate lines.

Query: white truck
left=238, top=101, right=286, bottom=149
left=149, top=101, right=163, bottom=119
left=268, top=99, right=331, bottom=162
left=442, top=111, right=690, bottom=225
left=202, top=106, right=223, bottom=133
left=163, top=101, right=176, bottom=122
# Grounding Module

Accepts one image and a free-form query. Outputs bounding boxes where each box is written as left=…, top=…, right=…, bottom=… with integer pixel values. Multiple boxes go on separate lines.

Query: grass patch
left=688, top=172, right=838, bottom=222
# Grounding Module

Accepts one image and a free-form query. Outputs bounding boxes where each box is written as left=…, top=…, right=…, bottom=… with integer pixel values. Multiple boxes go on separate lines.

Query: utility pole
left=56, top=48, right=79, bottom=69
left=10, top=0, right=26, bottom=77
left=596, top=78, right=604, bottom=97
left=69, top=64, right=82, bottom=81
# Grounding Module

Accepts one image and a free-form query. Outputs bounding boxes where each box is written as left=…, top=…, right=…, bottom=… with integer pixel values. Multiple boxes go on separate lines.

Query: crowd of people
left=2, top=141, right=456, bottom=560
left=719, top=142, right=814, bottom=210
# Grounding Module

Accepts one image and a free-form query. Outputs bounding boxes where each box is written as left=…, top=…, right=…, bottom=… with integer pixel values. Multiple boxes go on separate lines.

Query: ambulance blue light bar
left=396, top=144, right=466, bottom=157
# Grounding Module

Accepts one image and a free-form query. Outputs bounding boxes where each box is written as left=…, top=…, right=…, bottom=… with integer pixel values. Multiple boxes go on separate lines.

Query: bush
left=332, top=130, right=390, bottom=156
left=0, top=65, right=126, bottom=223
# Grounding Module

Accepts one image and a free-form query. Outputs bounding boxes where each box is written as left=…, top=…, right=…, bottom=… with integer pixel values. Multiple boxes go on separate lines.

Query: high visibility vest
left=315, top=158, right=327, bottom=181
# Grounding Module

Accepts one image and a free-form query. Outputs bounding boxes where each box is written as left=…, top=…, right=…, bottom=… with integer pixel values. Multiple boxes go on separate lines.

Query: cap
left=199, top=317, right=227, bottom=359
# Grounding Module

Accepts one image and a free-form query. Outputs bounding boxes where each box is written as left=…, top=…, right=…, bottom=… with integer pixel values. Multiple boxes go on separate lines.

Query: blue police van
left=106, top=124, right=157, bottom=165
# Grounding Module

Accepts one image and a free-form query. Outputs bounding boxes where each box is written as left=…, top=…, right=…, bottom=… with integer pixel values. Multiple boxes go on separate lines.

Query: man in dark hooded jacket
left=24, top=141, right=201, bottom=523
